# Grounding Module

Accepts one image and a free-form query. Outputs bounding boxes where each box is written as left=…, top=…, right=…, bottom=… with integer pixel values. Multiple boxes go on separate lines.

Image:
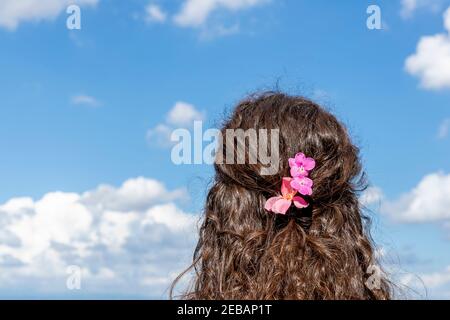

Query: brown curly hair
left=171, top=92, right=392, bottom=300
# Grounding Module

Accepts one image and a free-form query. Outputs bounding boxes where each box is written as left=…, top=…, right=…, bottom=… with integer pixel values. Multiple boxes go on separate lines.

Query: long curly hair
left=171, top=92, right=392, bottom=300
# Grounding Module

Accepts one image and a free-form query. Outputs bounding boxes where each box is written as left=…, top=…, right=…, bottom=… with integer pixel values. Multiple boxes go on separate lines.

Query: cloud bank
left=0, top=177, right=198, bottom=298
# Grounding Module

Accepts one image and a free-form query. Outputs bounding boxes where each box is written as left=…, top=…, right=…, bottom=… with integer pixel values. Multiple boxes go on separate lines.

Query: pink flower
left=290, top=176, right=313, bottom=196
left=288, top=152, right=316, bottom=177
left=264, top=177, right=309, bottom=215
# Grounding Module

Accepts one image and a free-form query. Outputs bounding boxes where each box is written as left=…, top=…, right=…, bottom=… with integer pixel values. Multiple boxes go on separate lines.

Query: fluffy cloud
left=81, top=177, right=187, bottom=211
left=145, top=3, right=167, bottom=23
left=147, top=101, right=204, bottom=147
left=0, top=0, right=98, bottom=30
left=173, top=0, right=267, bottom=27
left=166, top=101, right=204, bottom=126
left=382, top=172, right=450, bottom=223
left=0, top=177, right=198, bottom=298
left=405, top=7, right=450, bottom=90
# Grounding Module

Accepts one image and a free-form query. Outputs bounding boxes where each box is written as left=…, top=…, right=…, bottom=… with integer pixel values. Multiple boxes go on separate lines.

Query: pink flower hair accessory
left=291, top=176, right=313, bottom=196
left=264, top=178, right=308, bottom=215
left=265, top=152, right=316, bottom=215
left=289, top=152, right=315, bottom=177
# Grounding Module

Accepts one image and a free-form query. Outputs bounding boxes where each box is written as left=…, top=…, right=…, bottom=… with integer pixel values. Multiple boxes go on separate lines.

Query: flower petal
left=265, top=196, right=283, bottom=211
left=293, top=196, right=309, bottom=208
left=290, top=167, right=299, bottom=178
left=304, top=177, right=313, bottom=188
left=272, top=198, right=292, bottom=214
left=295, top=153, right=306, bottom=164
left=290, top=166, right=308, bottom=178
left=288, top=158, right=297, bottom=168
left=281, top=177, right=294, bottom=197
left=290, top=177, right=313, bottom=196
left=298, top=185, right=313, bottom=196
left=303, top=157, right=316, bottom=171
left=290, top=178, right=300, bottom=190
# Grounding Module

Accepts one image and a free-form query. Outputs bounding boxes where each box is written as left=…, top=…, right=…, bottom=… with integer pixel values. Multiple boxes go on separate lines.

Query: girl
left=171, top=92, right=392, bottom=300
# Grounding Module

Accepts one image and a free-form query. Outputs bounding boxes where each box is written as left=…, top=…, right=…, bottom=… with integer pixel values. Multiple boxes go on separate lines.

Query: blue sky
left=0, top=0, right=450, bottom=299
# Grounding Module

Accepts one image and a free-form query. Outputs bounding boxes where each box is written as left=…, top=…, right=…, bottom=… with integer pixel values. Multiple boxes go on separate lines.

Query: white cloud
left=145, top=3, right=167, bottom=23
left=147, top=101, right=204, bottom=147
left=144, top=203, right=198, bottom=233
left=166, top=101, right=204, bottom=126
left=382, top=172, right=450, bottom=223
left=71, top=94, right=102, bottom=107
left=0, top=0, right=98, bottom=30
left=438, top=118, right=450, bottom=139
left=7, top=192, right=93, bottom=263
left=405, top=7, right=450, bottom=90
left=173, top=0, right=267, bottom=28
left=0, top=177, right=198, bottom=298
left=360, top=186, right=384, bottom=207
left=81, top=176, right=187, bottom=211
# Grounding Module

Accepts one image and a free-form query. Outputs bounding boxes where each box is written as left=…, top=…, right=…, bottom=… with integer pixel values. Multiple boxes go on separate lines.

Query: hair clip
left=265, top=153, right=315, bottom=215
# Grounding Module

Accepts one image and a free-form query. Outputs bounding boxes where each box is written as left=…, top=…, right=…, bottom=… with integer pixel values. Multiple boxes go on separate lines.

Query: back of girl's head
left=172, top=91, right=392, bottom=300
